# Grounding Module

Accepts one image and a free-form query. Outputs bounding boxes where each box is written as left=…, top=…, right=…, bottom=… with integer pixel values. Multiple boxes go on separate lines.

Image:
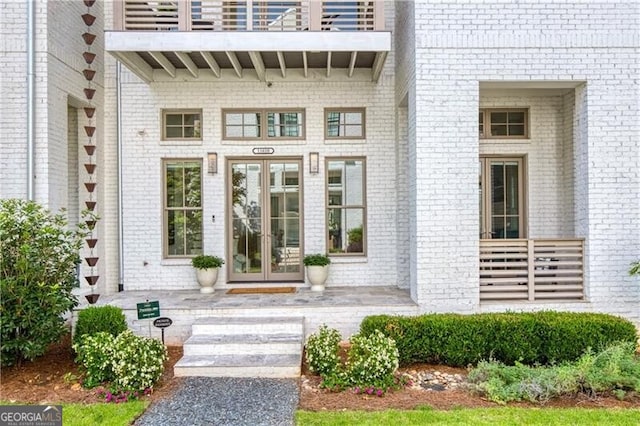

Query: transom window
left=326, top=158, right=366, bottom=256
left=223, top=109, right=304, bottom=140
left=479, top=109, right=528, bottom=139
left=162, top=110, right=202, bottom=140
left=325, top=108, right=366, bottom=139
left=163, top=160, right=203, bottom=257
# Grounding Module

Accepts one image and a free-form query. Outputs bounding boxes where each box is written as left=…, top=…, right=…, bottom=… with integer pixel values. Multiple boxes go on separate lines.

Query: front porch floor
left=77, top=286, right=418, bottom=344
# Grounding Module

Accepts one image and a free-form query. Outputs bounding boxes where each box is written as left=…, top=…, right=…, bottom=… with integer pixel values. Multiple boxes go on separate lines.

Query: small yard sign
left=136, top=300, right=160, bottom=320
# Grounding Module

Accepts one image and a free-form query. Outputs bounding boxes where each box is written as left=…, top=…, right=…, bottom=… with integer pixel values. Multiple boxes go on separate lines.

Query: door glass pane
left=231, top=163, right=262, bottom=274
left=484, top=159, right=521, bottom=239
left=270, top=162, right=300, bottom=274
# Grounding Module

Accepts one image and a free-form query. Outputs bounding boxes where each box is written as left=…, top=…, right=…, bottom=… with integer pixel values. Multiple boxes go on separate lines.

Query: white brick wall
left=398, top=1, right=640, bottom=321
left=116, top=76, right=398, bottom=291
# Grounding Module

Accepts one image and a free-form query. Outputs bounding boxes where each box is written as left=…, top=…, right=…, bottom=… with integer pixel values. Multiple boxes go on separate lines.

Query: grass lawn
left=1, top=401, right=148, bottom=426
left=296, top=407, right=640, bottom=426
left=62, top=401, right=148, bottom=426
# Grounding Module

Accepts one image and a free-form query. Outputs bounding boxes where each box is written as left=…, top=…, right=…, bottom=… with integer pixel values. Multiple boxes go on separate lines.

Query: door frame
left=225, top=156, right=304, bottom=282
left=479, top=155, right=528, bottom=239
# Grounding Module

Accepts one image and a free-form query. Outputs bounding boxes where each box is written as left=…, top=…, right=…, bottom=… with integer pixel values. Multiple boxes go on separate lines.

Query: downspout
left=26, top=0, right=36, bottom=200
left=117, top=61, right=124, bottom=292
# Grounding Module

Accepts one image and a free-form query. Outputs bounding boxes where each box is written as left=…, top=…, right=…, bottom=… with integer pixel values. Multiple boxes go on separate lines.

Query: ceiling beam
left=326, top=51, right=332, bottom=78
left=348, top=51, right=358, bottom=78
left=371, top=51, right=387, bottom=83
left=110, top=52, right=154, bottom=83
left=226, top=52, right=243, bottom=78
left=302, top=51, right=308, bottom=78
left=175, top=52, right=199, bottom=78
left=248, top=51, right=266, bottom=82
left=200, top=51, right=221, bottom=78
left=276, top=51, right=286, bottom=78
left=149, top=52, right=176, bottom=78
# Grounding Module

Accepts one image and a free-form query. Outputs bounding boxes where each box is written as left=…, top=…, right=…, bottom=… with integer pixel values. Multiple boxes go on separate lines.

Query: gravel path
left=135, top=377, right=299, bottom=426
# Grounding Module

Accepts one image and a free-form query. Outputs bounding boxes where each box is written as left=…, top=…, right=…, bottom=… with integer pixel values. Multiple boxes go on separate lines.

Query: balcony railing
left=113, top=0, right=385, bottom=32
left=480, top=239, right=585, bottom=302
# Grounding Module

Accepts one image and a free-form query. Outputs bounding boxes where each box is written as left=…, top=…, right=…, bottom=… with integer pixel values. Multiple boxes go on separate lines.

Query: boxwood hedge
left=360, top=312, right=637, bottom=367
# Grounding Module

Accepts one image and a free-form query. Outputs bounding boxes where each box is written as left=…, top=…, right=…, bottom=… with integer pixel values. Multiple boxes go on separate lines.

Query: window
left=164, top=160, right=203, bottom=257
left=479, top=109, right=528, bottom=139
left=479, top=157, right=526, bottom=239
left=325, top=108, right=365, bottom=139
left=326, top=158, right=366, bottom=255
left=223, top=109, right=304, bottom=140
left=162, top=110, right=202, bottom=140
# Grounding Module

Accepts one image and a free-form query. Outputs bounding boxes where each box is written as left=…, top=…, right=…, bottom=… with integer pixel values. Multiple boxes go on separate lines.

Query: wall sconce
left=309, top=152, right=319, bottom=174
left=207, top=152, right=218, bottom=174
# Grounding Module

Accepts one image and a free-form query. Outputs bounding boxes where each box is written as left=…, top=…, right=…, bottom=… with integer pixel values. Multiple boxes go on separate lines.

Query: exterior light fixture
left=309, top=152, right=319, bottom=174
left=207, top=152, right=218, bottom=174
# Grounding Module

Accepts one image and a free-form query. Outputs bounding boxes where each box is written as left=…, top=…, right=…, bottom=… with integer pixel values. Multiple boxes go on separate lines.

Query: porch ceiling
left=105, top=31, right=390, bottom=83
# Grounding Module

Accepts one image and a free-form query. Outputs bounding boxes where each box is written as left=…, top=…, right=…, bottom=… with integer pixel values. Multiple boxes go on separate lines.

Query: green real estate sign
left=136, top=301, right=160, bottom=320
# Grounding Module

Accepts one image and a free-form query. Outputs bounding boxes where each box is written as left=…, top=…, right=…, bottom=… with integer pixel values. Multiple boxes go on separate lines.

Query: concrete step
left=175, top=315, right=304, bottom=378
left=183, top=333, right=303, bottom=356
left=191, top=316, right=304, bottom=335
left=174, top=354, right=301, bottom=378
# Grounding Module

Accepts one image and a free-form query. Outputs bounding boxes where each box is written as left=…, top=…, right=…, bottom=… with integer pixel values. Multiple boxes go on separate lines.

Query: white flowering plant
left=346, top=329, right=400, bottom=391
left=111, top=330, right=167, bottom=392
left=305, top=325, right=342, bottom=376
left=73, top=332, right=116, bottom=388
left=74, top=329, right=167, bottom=396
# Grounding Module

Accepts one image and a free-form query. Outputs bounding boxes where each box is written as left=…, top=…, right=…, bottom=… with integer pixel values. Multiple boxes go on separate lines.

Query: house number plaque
left=252, top=147, right=274, bottom=155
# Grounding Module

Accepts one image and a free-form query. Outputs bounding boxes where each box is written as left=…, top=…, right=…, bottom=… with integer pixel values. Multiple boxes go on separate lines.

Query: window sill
left=160, top=258, right=193, bottom=266
left=328, top=256, right=368, bottom=264
left=324, top=139, right=366, bottom=145
left=159, top=140, right=203, bottom=146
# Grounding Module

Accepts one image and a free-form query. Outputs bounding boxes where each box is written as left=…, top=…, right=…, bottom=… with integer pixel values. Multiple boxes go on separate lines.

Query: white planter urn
left=306, top=265, right=329, bottom=292
left=195, top=268, right=219, bottom=294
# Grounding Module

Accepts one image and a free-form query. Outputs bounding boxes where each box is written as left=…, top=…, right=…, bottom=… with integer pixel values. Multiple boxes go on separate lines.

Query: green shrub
left=346, top=330, right=399, bottom=390
left=361, top=312, right=638, bottom=367
left=303, top=254, right=331, bottom=267
left=305, top=325, right=402, bottom=394
left=0, top=199, right=87, bottom=366
left=468, top=343, right=640, bottom=404
left=73, top=332, right=117, bottom=388
left=305, top=325, right=341, bottom=376
left=74, top=305, right=128, bottom=346
left=191, top=255, right=224, bottom=269
left=111, top=330, right=167, bottom=392
left=74, top=330, right=167, bottom=393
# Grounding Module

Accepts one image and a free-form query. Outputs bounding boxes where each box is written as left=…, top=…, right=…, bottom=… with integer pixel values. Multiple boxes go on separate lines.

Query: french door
left=479, top=157, right=526, bottom=239
left=227, top=158, right=303, bottom=282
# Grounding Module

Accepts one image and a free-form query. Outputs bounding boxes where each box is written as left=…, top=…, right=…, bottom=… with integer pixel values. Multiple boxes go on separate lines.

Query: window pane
left=244, top=113, right=260, bottom=125
left=244, top=125, right=259, bottom=137
left=167, top=210, right=185, bottom=255
left=344, top=160, right=364, bottom=205
left=185, top=210, right=203, bottom=255
left=344, top=112, right=362, bottom=125
left=491, top=125, right=507, bottom=136
left=508, top=111, right=525, bottom=123
left=344, top=125, right=363, bottom=137
left=183, top=163, right=202, bottom=207
left=166, top=114, right=182, bottom=125
left=183, top=126, right=195, bottom=138
left=184, top=114, right=197, bottom=125
left=508, top=125, right=525, bottom=136
left=166, top=163, right=184, bottom=207
left=226, top=113, right=243, bottom=125
left=490, top=112, right=507, bottom=123
left=226, top=126, right=243, bottom=137
left=345, top=210, right=364, bottom=253
left=166, top=127, right=182, bottom=138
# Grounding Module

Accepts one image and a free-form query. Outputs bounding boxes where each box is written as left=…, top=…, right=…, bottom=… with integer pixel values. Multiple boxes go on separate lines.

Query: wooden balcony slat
left=480, top=238, right=584, bottom=302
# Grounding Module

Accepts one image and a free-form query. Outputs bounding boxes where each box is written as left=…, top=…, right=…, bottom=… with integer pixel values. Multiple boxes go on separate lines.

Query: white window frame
left=479, top=108, right=529, bottom=139
left=324, top=108, right=366, bottom=139
left=161, top=109, right=203, bottom=141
